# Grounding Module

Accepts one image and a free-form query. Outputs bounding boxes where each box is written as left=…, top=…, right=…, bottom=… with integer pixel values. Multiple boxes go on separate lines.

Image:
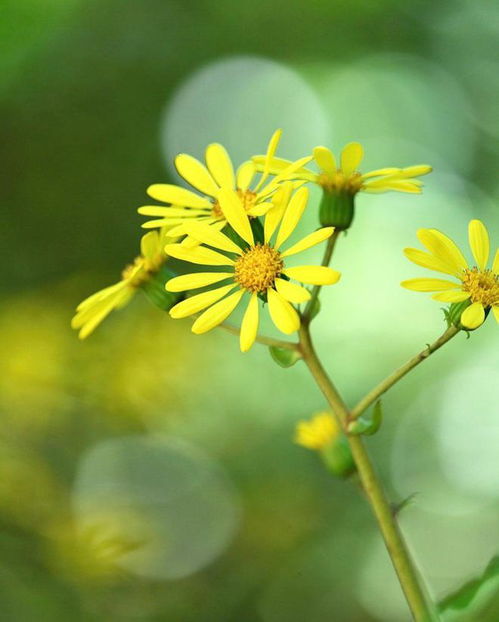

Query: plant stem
left=350, top=325, right=460, bottom=420
left=303, top=230, right=340, bottom=321
left=298, top=323, right=435, bottom=622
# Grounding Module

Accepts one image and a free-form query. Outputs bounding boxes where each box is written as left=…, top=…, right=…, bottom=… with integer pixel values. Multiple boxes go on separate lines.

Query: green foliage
left=439, top=556, right=499, bottom=616
left=347, top=401, right=383, bottom=436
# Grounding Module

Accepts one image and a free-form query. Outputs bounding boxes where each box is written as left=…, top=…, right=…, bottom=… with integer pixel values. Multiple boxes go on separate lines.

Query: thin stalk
left=302, top=230, right=340, bottom=321
left=351, top=325, right=460, bottom=420
left=298, top=323, right=435, bottom=622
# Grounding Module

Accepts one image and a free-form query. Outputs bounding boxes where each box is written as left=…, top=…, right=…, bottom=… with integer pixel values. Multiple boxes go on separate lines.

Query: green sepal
left=307, top=296, right=321, bottom=320
left=347, top=400, right=383, bottom=436
left=140, top=264, right=184, bottom=311
left=319, top=189, right=355, bottom=230
left=268, top=345, right=301, bottom=368
left=320, top=437, right=356, bottom=477
left=250, top=217, right=265, bottom=244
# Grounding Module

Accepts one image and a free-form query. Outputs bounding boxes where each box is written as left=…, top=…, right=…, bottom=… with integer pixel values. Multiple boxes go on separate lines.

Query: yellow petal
left=192, top=289, right=244, bottom=333
left=340, top=142, right=364, bottom=177
left=255, top=129, right=282, bottom=190
left=252, top=154, right=312, bottom=176
left=169, top=284, right=236, bottom=319
left=164, top=243, right=234, bottom=266
left=460, top=302, right=485, bottom=330
left=205, top=143, right=235, bottom=188
left=493, top=249, right=499, bottom=274
left=236, top=161, right=255, bottom=191
left=400, top=278, right=460, bottom=292
left=267, top=288, right=300, bottom=334
left=217, top=188, right=254, bottom=245
left=432, top=291, right=470, bottom=302
left=416, top=229, right=468, bottom=274
left=275, top=186, right=309, bottom=249
left=76, top=281, right=127, bottom=311
left=363, top=180, right=422, bottom=193
left=281, top=227, right=334, bottom=258
left=275, top=278, right=311, bottom=303
left=283, top=266, right=341, bottom=285
left=403, top=248, right=459, bottom=276
left=174, top=153, right=220, bottom=197
left=468, top=219, right=490, bottom=270
left=183, top=221, right=242, bottom=254
left=264, top=182, right=292, bottom=243
left=140, top=231, right=159, bottom=259
left=264, top=155, right=314, bottom=193
left=165, top=272, right=233, bottom=292
left=240, top=293, right=259, bottom=352
left=147, top=184, right=211, bottom=208
left=361, top=167, right=400, bottom=180
left=398, top=164, right=432, bottom=178
left=492, top=306, right=499, bottom=323
left=138, top=206, right=209, bottom=217
left=313, top=146, right=336, bottom=174
left=73, top=289, right=133, bottom=339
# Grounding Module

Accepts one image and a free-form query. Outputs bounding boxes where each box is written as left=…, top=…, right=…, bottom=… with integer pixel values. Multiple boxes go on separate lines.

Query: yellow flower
left=164, top=185, right=341, bottom=352
left=138, top=130, right=311, bottom=237
left=72, top=228, right=170, bottom=339
left=295, top=412, right=340, bottom=450
left=253, top=142, right=432, bottom=196
left=402, top=219, right=499, bottom=330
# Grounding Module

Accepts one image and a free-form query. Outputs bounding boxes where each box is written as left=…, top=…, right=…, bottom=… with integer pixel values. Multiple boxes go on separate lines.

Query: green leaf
left=347, top=400, right=383, bottom=436
left=268, top=345, right=301, bottom=368
left=439, top=555, right=499, bottom=615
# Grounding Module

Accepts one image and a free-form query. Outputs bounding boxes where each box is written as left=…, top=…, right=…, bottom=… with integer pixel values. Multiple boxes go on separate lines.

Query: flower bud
left=319, top=189, right=355, bottom=230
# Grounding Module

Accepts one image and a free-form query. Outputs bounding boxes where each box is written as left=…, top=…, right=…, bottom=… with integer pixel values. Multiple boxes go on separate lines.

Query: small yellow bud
left=294, top=412, right=340, bottom=451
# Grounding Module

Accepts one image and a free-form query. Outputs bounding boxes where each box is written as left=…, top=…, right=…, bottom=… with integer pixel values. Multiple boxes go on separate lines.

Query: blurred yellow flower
left=402, top=219, right=499, bottom=330
left=295, top=412, right=340, bottom=450
left=138, top=129, right=311, bottom=236
left=253, top=142, right=432, bottom=196
left=164, top=185, right=340, bottom=351
left=72, top=228, right=170, bottom=339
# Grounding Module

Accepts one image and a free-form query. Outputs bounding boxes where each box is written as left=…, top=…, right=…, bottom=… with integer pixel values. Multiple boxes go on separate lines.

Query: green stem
left=303, top=230, right=340, bottom=321
left=298, top=323, right=435, bottom=622
left=351, top=325, right=460, bottom=420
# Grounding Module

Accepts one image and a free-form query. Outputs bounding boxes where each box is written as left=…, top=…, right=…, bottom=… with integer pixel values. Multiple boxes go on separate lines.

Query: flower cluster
left=72, top=129, right=497, bottom=345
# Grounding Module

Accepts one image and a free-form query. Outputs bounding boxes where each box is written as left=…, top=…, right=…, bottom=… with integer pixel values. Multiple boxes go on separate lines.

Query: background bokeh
left=2, top=0, right=498, bottom=620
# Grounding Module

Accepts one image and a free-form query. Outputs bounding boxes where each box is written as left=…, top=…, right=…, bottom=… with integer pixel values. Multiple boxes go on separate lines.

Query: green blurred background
left=1, top=0, right=498, bottom=620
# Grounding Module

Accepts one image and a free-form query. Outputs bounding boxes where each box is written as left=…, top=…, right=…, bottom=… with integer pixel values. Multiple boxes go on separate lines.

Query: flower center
left=121, top=254, right=163, bottom=287
left=234, top=244, right=283, bottom=293
left=212, top=189, right=257, bottom=218
left=317, top=170, right=363, bottom=195
left=461, top=267, right=499, bottom=306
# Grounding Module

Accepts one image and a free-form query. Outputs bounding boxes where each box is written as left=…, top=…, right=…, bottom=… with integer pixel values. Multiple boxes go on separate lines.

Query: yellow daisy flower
left=253, top=142, right=432, bottom=196
left=137, top=130, right=312, bottom=237
left=401, top=219, right=499, bottom=330
left=72, top=228, right=171, bottom=339
left=294, top=412, right=340, bottom=450
left=164, top=186, right=341, bottom=352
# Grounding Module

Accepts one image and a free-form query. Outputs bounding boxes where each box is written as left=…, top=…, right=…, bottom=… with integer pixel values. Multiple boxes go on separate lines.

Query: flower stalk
left=298, top=322, right=436, bottom=622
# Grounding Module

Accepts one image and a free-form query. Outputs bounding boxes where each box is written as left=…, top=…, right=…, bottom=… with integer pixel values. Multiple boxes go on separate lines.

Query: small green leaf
left=269, top=345, right=301, bottom=368
left=347, top=400, right=383, bottom=436
left=308, top=296, right=321, bottom=320
left=439, top=555, right=499, bottom=614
